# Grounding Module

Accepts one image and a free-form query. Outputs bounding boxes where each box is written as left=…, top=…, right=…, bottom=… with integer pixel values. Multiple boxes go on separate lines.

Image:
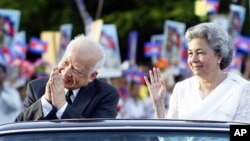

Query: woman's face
left=187, top=38, right=221, bottom=77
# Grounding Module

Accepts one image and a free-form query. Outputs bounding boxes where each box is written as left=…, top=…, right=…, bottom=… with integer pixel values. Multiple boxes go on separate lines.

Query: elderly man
left=16, top=34, right=119, bottom=121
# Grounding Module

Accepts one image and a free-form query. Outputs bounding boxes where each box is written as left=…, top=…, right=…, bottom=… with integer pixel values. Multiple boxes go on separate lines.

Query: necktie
left=66, top=90, right=73, bottom=105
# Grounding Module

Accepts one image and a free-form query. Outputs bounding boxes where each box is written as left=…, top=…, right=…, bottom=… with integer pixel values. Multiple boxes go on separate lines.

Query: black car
left=0, top=119, right=232, bottom=141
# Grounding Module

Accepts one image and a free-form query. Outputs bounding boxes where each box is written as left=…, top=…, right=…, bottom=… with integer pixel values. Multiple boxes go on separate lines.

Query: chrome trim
left=0, top=126, right=229, bottom=135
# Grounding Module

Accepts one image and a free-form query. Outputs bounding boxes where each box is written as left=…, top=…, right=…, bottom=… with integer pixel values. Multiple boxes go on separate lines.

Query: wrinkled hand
left=144, top=67, right=166, bottom=108
left=46, top=67, right=66, bottom=109
left=44, top=82, right=51, bottom=102
left=44, top=67, right=58, bottom=102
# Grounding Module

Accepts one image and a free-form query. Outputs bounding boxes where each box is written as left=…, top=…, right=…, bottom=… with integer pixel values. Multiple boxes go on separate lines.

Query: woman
left=144, top=22, right=250, bottom=123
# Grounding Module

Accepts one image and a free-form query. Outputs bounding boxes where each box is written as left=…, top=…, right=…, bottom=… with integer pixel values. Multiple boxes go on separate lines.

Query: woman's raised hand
left=144, top=67, right=166, bottom=108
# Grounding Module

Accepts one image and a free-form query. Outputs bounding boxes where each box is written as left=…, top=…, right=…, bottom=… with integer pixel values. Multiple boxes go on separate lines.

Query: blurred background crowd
left=1, top=0, right=250, bottom=124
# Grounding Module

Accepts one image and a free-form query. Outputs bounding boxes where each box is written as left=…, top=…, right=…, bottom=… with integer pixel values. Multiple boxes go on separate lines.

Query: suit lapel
left=72, top=81, right=96, bottom=113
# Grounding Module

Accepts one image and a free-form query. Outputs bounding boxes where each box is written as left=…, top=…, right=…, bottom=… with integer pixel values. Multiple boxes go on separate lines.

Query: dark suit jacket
left=15, top=77, right=119, bottom=121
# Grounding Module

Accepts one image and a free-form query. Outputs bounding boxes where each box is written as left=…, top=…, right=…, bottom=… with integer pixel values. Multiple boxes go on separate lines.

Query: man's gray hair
left=185, top=22, right=233, bottom=70
left=66, top=34, right=106, bottom=72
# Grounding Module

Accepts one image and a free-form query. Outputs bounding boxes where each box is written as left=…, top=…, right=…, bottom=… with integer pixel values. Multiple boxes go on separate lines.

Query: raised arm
left=144, top=67, right=167, bottom=118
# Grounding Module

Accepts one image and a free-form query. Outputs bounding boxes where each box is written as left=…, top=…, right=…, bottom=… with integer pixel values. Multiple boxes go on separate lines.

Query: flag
left=234, top=35, right=250, bottom=54
left=124, top=70, right=146, bottom=84
left=207, top=0, right=219, bottom=15
left=29, top=37, right=48, bottom=54
left=144, top=42, right=161, bottom=57
left=12, top=41, right=27, bottom=59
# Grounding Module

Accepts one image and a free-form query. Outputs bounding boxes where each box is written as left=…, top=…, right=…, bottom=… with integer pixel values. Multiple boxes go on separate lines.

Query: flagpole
left=74, top=0, right=93, bottom=34
left=95, top=0, right=104, bottom=19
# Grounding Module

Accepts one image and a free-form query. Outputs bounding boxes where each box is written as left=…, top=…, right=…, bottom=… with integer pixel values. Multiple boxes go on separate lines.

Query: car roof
left=0, top=119, right=236, bottom=135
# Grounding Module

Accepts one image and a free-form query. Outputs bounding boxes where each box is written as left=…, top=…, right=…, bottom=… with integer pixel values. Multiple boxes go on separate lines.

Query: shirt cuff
left=41, top=96, right=52, bottom=116
left=56, top=103, right=68, bottom=119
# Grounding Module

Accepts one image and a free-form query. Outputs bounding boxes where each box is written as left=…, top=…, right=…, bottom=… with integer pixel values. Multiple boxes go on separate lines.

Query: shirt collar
left=65, top=88, right=80, bottom=97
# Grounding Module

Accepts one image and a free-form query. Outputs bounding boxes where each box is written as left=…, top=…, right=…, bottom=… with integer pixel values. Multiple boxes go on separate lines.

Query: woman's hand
left=144, top=67, right=166, bottom=118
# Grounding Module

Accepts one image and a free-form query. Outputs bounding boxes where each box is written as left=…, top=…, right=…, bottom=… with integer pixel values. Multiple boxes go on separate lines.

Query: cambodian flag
left=2, top=16, right=14, bottom=37
left=12, top=41, right=27, bottom=59
left=124, top=70, right=146, bottom=84
left=207, top=0, right=219, bottom=15
left=234, top=35, right=250, bottom=54
left=144, top=42, right=161, bottom=57
left=29, top=37, right=48, bottom=54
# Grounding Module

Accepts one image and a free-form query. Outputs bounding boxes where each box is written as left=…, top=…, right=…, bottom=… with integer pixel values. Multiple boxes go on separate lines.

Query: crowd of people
left=0, top=22, right=250, bottom=125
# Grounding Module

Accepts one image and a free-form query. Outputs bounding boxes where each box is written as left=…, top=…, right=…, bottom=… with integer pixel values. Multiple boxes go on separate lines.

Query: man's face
left=58, top=47, right=97, bottom=90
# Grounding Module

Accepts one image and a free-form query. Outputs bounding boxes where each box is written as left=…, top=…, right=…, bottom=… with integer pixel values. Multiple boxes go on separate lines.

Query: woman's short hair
left=185, top=22, right=233, bottom=70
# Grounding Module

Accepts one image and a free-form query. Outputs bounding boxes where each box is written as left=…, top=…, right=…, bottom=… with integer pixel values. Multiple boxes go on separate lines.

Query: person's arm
left=55, top=102, right=68, bottom=118
left=144, top=67, right=167, bottom=119
left=154, top=98, right=166, bottom=119
left=16, top=81, right=49, bottom=121
left=233, top=83, right=250, bottom=123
